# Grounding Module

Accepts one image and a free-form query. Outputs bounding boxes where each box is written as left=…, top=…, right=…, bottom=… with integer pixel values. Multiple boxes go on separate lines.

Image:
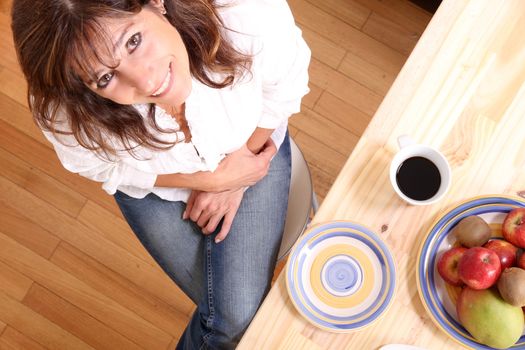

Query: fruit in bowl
left=419, top=200, right=525, bottom=350
left=457, top=247, right=501, bottom=290
left=454, top=216, right=491, bottom=247
left=457, top=287, right=524, bottom=349
left=497, top=267, right=525, bottom=307
left=437, top=211, right=525, bottom=348
left=503, top=208, right=525, bottom=248
left=518, top=251, right=525, bottom=269
left=483, top=239, right=518, bottom=270
left=437, top=247, right=467, bottom=286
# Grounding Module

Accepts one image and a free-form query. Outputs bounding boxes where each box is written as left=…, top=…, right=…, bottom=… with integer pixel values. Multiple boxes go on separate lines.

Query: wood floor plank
left=23, top=283, right=146, bottom=350
left=0, top=230, right=173, bottom=350
left=0, top=326, right=47, bottom=350
left=338, top=51, right=398, bottom=96
left=362, top=12, right=421, bottom=55
left=289, top=107, right=359, bottom=157
left=300, top=26, right=346, bottom=69
left=301, top=83, right=323, bottom=109
left=50, top=242, right=190, bottom=338
left=0, top=290, right=94, bottom=350
left=293, top=132, right=347, bottom=182
left=308, top=163, right=337, bottom=202
left=0, top=146, right=87, bottom=218
left=0, top=202, right=60, bottom=259
left=0, top=92, right=50, bottom=147
left=303, top=0, right=371, bottom=29
left=0, top=260, right=33, bottom=301
left=309, top=58, right=382, bottom=116
left=168, top=337, right=180, bottom=350
left=288, top=124, right=299, bottom=138
left=0, top=13, right=23, bottom=75
left=354, top=0, right=432, bottom=34
left=314, top=91, right=372, bottom=137
left=0, top=119, right=123, bottom=218
left=0, top=66, right=27, bottom=107
left=0, top=0, right=12, bottom=16
left=289, top=0, right=407, bottom=75
left=0, top=175, right=193, bottom=315
left=77, top=200, right=157, bottom=266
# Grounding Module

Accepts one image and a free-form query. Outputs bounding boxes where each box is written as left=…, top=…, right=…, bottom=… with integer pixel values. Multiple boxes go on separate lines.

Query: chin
left=166, top=82, right=192, bottom=106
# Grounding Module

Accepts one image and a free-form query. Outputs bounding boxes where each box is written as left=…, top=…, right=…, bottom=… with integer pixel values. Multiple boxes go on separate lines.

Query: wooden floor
left=0, top=0, right=431, bottom=348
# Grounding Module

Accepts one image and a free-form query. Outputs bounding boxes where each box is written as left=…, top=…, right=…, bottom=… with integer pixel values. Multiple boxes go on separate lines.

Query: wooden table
left=239, top=0, right=525, bottom=348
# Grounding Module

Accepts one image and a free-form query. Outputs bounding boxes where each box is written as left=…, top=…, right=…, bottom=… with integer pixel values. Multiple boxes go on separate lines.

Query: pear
left=457, top=287, right=524, bottom=349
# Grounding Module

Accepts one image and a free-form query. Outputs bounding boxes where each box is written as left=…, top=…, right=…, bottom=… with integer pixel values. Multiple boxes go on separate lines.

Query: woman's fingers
left=184, top=188, right=244, bottom=241
left=197, top=209, right=213, bottom=229
left=259, top=139, right=277, bottom=158
left=215, top=211, right=234, bottom=243
left=214, top=192, right=243, bottom=243
left=188, top=195, right=206, bottom=222
left=183, top=190, right=198, bottom=219
left=203, top=214, right=223, bottom=235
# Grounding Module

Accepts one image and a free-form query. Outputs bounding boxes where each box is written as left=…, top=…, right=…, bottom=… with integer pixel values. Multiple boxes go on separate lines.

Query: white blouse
left=42, top=0, right=311, bottom=202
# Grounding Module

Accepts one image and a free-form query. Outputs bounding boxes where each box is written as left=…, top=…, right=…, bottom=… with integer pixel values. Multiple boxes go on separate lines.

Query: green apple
left=457, top=287, right=524, bottom=349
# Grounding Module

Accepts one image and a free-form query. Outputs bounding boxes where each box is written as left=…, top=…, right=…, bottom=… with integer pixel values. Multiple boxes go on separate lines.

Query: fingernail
left=215, top=238, right=222, bottom=243
left=182, top=211, right=187, bottom=220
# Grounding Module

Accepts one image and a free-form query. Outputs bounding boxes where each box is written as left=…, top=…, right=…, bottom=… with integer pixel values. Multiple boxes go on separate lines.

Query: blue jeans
left=114, top=136, right=291, bottom=349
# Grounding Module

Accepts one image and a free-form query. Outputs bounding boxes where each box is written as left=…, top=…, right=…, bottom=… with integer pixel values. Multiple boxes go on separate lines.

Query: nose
left=120, top=61, right=156, bottom=95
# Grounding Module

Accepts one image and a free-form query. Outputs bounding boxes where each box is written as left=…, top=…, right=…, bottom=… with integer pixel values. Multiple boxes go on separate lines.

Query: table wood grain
left=239, top=0, right=525, bottom=348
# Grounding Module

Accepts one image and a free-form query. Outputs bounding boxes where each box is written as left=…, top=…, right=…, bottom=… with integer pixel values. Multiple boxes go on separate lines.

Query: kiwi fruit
left=453, top=215, right=491, bottom=247
left=497, top=267, right=525, bottom=307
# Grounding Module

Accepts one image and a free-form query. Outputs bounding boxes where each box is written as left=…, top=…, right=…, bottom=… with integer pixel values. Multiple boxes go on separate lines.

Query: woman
left=11, top=0, right=310, bottom=348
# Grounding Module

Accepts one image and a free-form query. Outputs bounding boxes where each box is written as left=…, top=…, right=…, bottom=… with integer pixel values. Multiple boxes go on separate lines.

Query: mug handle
left=397, top=135, right=415, bottom=149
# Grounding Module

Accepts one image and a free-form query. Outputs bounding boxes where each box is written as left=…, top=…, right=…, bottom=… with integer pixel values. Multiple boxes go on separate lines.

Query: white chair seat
left=277, top=137, right=318, bottom=261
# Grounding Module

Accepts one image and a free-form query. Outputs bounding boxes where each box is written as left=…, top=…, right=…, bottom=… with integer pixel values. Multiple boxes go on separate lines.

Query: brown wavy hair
left=11, top=0, right=251, bottom=159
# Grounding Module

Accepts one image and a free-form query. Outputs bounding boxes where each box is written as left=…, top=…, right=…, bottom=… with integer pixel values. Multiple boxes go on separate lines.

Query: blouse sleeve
left=42, top=130, right=157, bottom=195
left=257, top=0, right=311, bottom=130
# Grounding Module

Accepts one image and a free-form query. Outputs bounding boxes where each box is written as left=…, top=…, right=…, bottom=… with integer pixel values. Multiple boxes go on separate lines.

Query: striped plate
left=285, top=221, right=396, bottom=332
left=417, top=195, right=525, bottom=349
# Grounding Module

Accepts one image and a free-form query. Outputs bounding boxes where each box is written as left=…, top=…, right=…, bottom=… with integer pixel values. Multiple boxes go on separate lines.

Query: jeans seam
left=202, top=236, right=215, bottom=348
left=199, top=331, right=214, bottom=350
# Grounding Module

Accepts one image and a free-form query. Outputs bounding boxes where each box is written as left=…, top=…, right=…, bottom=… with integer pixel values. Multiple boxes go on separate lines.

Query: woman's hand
left=211, top=139, right=276, bottom=192
left=183, top=187, right=245, bottom=243
left=154, top=139, right=276, bottom=192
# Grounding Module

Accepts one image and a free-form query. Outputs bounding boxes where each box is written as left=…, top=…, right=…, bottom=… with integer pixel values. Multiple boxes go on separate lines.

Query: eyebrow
left=92, top=22, right=135, bottom=79
left=113, top=22, right=135, bottom=55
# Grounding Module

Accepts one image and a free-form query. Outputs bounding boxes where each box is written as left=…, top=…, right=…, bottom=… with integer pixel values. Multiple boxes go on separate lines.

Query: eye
left=126, top=32, right=142, bottom=52
left=96, top=72, right=114, bottom=89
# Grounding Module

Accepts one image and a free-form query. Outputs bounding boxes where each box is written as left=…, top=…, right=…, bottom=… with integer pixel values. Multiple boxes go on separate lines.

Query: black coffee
left=395, top=156, right=441, bottom=201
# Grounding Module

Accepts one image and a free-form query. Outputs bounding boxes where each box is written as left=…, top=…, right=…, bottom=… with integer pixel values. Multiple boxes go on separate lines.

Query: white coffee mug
left=389, top=135, right=451, bottom=205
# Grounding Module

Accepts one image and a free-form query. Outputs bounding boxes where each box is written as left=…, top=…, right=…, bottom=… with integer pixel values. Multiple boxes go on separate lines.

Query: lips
left=151, top=63, right=172, bottom=97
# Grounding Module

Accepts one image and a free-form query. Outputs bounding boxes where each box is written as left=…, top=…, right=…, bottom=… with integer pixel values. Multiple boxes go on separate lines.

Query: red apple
left=483, top=239, right=518, bottom=270
left=517, top=251, right=525, bottom=269
left=437, top=247, right=468, bottom=286
left=503, top=208, right=525, bottom=248
left=458, top=247, right=501, bottom=289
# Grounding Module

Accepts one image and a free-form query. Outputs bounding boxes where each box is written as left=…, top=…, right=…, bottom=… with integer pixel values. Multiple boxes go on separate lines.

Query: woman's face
left=82, top=3, right=192, bottom=108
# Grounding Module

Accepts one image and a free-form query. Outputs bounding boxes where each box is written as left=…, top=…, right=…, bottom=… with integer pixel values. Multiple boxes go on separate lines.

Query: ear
left=148, top=0, right=164, bottom=11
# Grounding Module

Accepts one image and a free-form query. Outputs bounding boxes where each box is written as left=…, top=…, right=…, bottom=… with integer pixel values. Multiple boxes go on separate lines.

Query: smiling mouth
left=151, top=63, right=172, bottom=97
